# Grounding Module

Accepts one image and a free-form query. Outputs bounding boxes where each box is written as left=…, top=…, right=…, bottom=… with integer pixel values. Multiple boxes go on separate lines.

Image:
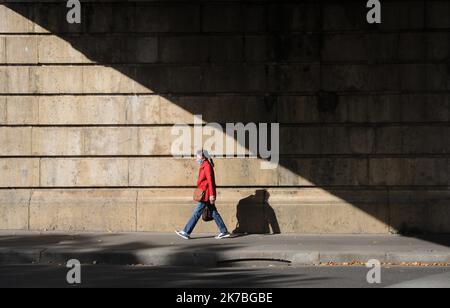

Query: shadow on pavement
left=0, top=264, right=333, bottom=288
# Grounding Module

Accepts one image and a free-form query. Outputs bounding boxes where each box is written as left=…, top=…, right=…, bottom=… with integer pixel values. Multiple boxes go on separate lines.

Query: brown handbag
left=193, top=188, right=205, bottom=202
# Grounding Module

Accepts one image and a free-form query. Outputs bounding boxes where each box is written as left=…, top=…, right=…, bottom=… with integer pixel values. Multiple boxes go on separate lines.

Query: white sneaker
left=175, top=230, right=190, bottom=240
left=215, top=232, right=231, bottom=239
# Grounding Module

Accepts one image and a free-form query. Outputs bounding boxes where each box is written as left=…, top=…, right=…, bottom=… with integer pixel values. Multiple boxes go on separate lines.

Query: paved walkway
left=0, top=231, right=449, bottom=266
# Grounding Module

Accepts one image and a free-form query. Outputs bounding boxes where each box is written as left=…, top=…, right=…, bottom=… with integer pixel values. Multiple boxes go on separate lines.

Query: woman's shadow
left=232, top=189, right=281, bottom=236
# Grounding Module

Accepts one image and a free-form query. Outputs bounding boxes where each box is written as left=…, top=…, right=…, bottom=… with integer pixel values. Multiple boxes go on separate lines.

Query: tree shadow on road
left=0, top=263, right=334, bottom=288
left=0, top=233, right=333, bottom=288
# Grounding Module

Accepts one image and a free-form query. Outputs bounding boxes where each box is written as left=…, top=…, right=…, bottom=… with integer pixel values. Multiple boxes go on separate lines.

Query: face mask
left=196, top=159, right=203, bottom=165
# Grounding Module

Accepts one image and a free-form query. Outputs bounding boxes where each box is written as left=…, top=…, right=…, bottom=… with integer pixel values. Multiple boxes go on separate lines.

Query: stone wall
left=0, top=0, right=449, bottom=234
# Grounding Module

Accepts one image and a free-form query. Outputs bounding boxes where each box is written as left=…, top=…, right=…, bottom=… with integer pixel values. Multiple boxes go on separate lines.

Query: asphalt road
left=0, top=265, right=449, bottom=288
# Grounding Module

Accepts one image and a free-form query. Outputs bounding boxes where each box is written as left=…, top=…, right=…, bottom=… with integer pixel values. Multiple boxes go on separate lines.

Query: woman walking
left=176, top=150, right=231, bottom=240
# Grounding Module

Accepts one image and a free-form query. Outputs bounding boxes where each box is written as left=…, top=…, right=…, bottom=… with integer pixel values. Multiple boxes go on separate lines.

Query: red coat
left=197, top=160, right=216, bottom=203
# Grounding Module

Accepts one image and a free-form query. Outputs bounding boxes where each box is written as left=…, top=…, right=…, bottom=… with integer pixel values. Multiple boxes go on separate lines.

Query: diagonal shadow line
left=1, top=1, right=450, bottom=247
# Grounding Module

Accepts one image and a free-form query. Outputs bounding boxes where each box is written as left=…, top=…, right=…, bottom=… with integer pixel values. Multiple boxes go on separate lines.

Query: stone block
left=5, top=36, right=37, bottom=63
left=32, top=66, right=82, bottom=94
left=400, top=64, right=428, bottom=91
left=0, top=68, right=7, bottom=93
left=134, top=66, right=170, bottom=93
left=131, top=4, right=200, bottom=33
left=268, top=64, right=320, bottom=92
left=277, top=96, right=331, bottom=123
left=427, top=33, right=450, bottom=61
left=266, top=189, right=389, bottom=234
left=268, top=3, right=321, bottom=32
left=209, top=36, right=244, bottom=62
left=374, top=127, right=403, bottom=154
left=401, top=126, right=449, bottom=154
left=426, top=1, right=450, bottom=29
left=40, top=158, right=129, bottom=187
left=279, top=158, right=369, bottom=186
left=72, top=36, right=120, bottom=63
left=370, top=158, right=449, bottom=186
left=0, top=158, right=39, bottom=187
left=30, top=189, right=137, bottom=232
left=126, top=95, right=161, bottom=125
left=426, top=64, right=450, bottom=91
left=322, top=34, right=368, bottom=62
left=38, top=96, right=128, bottom=125
left=0, top=190, right=31, bottom=230
left=84, top=127, right=139, bottom=156
left=398, top=33, right=427, bottom=61
left=380, top=1, right=425, bottom=30
left=160, top=96, right=275, bottom=124
left=345, top=95, right=403, bottom=123
left=138, top=127, right=174, bottom=156
left=82, top=66, right=137, bottom=94
left=243, top=3, right=266, bottom=32
left=159, top=36, right=209, bottom=63
left=32, top=128, right=83, bottom=156
left=0, top=96, right=6, bottom=124
left=389, top=190, right=450, bottom=234
left=125, top=36, right=158, bottom=63
left=38, top=35, right=87, bottom=63
left=244, top=36, right=268, bottom=62
left=322, top=65, right=368, bottom=92
left=169, top=66, right=203, bottom=93
left=400, top=94, right=449, bottom=122
left=5, top=96, right=39, bottom=125
left=323, top=3, right=367, bottom=31
left=0, top=36, right=5, bottom=63
left=203, top=4, right=242, bottom=32
left=266, top=34, right=320, bottom=62
left=0, top=127, right=32, bottom=156
left=366, top=65, right=399, bottom=92
left=0, top=66, right=33, bottom=94
left=203, top=65, right=266, bottom=93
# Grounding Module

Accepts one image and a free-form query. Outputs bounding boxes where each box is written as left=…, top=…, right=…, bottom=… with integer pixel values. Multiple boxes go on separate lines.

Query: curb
left=1, top=248, right=450, bottom=266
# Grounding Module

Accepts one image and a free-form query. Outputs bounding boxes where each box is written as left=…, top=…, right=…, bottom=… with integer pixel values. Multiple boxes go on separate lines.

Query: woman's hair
left=197, top=150, right=215, bottom=168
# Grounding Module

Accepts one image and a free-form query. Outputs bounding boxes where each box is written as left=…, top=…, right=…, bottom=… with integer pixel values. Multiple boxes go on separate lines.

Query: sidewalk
left=0, top=231, right=450, bottom=266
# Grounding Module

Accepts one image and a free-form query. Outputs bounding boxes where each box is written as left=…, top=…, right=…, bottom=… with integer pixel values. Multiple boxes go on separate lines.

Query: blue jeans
left=183, top=202, right=228, bottom=235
